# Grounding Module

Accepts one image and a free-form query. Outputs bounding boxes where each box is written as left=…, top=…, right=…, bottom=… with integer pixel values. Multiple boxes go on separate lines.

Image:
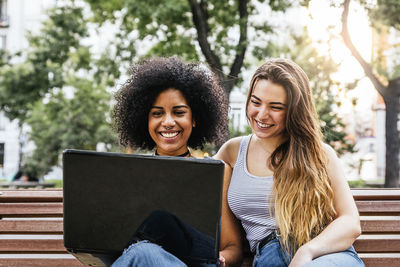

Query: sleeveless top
left=227, top=135, right=277, bottom=252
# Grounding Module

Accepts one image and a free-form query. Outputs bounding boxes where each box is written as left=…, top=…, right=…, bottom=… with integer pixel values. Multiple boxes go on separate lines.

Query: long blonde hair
left=246, top=59, right=336, bottom=254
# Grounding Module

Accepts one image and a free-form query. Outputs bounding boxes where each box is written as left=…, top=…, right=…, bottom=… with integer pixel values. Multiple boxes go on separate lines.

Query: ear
left=192, top=120, right=196, bottom=127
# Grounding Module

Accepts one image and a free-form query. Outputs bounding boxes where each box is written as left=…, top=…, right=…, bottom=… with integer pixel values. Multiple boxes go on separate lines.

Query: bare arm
left=289, top=144, right=361, bottom=267
left=214, top=139, right=243, bottom=266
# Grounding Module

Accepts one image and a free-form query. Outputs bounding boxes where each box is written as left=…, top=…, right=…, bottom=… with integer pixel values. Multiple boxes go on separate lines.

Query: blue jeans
left=252, top=237, right=365, bottom=267
left=112, top=241, right=186, bottom=267
left=112, top=241, right=218, bottom=267
left=112, top=210, right=217, bottom=267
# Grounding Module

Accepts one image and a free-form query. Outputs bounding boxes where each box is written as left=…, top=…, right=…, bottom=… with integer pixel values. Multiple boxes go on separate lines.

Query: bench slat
left=362, top=258, right=400, bottom=266
left=356, top=200, right=400, bottom=214
left=352, top=189, right=400, bottom=200
left=0, top=220, right=63, bottom=233
left=0, top=258, right=84, bottom=266
left=354, top=236, right=400, bottom=253
left=361, top=219, right=400, bottom=233
left=0, top=239, right=66, bottom=252
left=0, top=190, right=62, bottom=202
left=0, top=203, right=63, bottom=216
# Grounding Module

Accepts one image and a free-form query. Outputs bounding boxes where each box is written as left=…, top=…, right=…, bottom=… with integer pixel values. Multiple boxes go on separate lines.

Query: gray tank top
left=227, top=135, right=277, bottom=252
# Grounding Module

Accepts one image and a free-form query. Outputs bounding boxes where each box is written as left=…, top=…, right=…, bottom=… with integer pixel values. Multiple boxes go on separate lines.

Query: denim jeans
left=112, top=210, right=217, bottom=267
left=112, top=241, right=187, bottom=267
left=252, top=237, right=365, bottom=267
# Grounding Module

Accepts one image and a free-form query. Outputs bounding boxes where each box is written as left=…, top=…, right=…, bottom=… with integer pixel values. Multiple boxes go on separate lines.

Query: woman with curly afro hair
left=112, top=57, right=229, bottom=267
left=113, top=56, right=228, bottom=156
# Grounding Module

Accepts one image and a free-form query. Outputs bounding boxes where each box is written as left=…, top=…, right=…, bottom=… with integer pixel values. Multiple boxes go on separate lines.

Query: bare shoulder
left=214, top=136, right=243, bottom=168
left=321, top=143, right=347, bottom=183
left=322, top=142, right=338, bottom=159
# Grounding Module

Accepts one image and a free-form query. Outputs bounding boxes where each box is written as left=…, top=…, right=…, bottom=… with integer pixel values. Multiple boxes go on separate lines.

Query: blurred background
left=0, top=0, right=399, bottom=188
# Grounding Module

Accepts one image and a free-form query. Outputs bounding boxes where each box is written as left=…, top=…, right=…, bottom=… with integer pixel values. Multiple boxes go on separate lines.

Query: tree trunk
left=384, top=79, right=400, bottom=187
left=383, top=91, right=399, bottom=187
left=341, top=0, right=400, bottom=187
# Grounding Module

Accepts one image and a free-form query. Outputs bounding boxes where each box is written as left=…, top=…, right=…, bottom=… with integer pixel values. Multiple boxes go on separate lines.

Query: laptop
left=63, top=149, right=224, bottom=266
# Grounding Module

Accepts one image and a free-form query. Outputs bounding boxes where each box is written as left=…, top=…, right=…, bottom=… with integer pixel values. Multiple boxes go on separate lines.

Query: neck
left=155, top=149, right=191, bottom=157
left=255, top=135, right=287, bottom=153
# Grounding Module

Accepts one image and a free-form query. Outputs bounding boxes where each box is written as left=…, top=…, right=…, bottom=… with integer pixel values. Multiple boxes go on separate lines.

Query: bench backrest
left=0, top=189, right=84, bottom=266
left=0, top=188, right=399, bottom=267
left=353, top=189, right=400, bottom=266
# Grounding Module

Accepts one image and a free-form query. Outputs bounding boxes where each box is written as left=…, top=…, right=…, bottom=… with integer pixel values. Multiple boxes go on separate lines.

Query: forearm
left=220, top=245, right=242, bottom=267
left=299, top=215, right=361, bottom=259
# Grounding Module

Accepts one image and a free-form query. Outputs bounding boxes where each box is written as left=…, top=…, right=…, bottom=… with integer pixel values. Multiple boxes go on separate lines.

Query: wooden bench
left=0, top=188, right=399, bottom=267
left=0, top=189, right=83, bottom=266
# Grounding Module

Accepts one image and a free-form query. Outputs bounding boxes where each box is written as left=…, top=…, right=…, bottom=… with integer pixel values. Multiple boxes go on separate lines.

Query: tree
left=341, top=0, right=400, bottom=187
left=0, top=3, right=118, bottom=177
left=24, top=79, right=117, bottom=177
left=83, top=0, right=300, bottom=95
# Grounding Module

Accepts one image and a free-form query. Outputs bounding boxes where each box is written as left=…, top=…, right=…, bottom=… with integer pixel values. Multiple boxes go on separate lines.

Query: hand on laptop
left=219, top=255, right=226, bottom=267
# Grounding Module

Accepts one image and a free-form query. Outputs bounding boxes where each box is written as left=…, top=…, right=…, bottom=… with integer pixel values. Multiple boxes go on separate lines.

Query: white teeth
left=161, top=132, right=179, bottom=138
left=256, top=121, right=272, bottom=128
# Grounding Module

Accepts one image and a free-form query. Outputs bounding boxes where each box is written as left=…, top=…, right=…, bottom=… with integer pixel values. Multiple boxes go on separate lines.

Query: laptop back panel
left=63, top=149, right=224, bottom=266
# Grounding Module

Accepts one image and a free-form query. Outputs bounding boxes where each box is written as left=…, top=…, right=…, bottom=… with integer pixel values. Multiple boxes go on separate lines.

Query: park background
left=0, top=0, right=399, bottom=187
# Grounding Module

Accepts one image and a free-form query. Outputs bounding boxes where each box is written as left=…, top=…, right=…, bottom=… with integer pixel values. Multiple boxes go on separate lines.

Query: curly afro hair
left=113, top=56, right=229, bottom=150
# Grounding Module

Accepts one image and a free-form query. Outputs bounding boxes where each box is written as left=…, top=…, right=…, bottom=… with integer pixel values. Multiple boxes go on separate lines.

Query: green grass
left=0, top=178, right=63, bottom=188
left=348, top=179, right=385, bottom=188
left=44, top=179, right=63, bottom=188
left=348, top=179, right=367, bottom=188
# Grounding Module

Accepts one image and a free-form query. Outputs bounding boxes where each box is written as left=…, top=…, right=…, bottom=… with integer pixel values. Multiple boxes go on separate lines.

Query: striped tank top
left=227, top=135, right=277, bottom=252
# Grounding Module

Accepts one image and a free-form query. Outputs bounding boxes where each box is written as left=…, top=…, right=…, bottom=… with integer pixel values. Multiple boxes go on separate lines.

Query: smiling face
left=246, top=79, right=288, bottom=143
left=148, top=88, right=193, bottom=156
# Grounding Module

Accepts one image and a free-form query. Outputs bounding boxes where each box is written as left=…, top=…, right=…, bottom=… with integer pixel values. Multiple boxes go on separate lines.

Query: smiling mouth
left=256, top=120, right=273, bottom=128
left=160, top=131, right=180, bottom=138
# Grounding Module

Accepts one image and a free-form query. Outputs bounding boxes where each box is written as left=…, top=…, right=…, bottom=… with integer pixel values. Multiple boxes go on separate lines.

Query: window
left=0, top=112, right=5, bottom=130
left=0, top=0, right=8, bottom=28
left=0, top=35, right=5, bottom=50
left=0, top=143, right=4, bottom=168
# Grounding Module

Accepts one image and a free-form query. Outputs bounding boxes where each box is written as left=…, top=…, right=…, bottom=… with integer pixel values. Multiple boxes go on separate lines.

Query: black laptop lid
left=63, top=149, right=224, bottom=265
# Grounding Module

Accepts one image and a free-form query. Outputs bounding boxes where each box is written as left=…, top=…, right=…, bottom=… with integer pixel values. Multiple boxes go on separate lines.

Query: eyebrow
left=250, top=95, right=287, bottom=106
left=150, top=105, right=190, bottom=109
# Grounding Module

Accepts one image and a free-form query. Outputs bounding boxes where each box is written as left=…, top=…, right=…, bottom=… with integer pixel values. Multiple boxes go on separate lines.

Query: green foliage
left=0, top=5, right=89, bottom=122
left=82, top=0, right=299, bottom=93
left=0, top=3, right=120, bottom=177
left=229, top=125, right=252, bottom=139
left=348, top=179, right=367, bottom=188
left=358, top=0, right=400, bottom=80
left=360, top=0, right=400, bottom=31
left=46, top=179, right=64, bottom=188
left=24, top=80, right=118, bottom=177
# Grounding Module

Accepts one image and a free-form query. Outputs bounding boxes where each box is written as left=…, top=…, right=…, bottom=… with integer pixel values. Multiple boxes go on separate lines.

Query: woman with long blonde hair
left=216, top=58, right=364, bottom=266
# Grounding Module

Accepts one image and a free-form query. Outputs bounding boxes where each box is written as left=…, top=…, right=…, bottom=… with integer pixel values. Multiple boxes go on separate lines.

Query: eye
left=271, top=106, right=284, bottom=110
left=150, top=110, right=163, bottom=117
left=174, top=109, right=187, bottom=116
left=250, top=100, right=260, bottom=105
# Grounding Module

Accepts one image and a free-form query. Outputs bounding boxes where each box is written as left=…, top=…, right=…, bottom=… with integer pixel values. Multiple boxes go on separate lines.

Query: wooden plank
left=356, top=200, right=400, bottom=214
left=0, top=258, right=84, bottom=266
left=354, top=235, right=400, bottom=252
left=0, top=190, right=62, bottom=202
left=352, top=189, right=400, bottom=200
left=0, top=239, right=66, bottom=252
left=361, top=256, right=400, bottom=267
left=0, top=203, right=63, bottom=216
left=0, top=220, right=63, bottom=233
left=361, top=217, right=400, bottom=233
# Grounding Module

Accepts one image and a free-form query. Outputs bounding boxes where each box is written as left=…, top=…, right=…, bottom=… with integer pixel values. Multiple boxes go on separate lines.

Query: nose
left=162, top=113, right=176, bottom=128
left=258, top=106, right=269, bottom=119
